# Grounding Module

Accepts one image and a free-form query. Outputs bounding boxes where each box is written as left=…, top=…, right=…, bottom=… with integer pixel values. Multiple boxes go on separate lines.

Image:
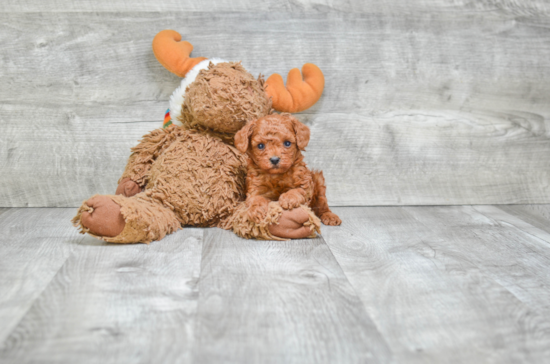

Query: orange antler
left=265, top=63, right=325, bottom=113
left=152, top=30, right=207, bottom=77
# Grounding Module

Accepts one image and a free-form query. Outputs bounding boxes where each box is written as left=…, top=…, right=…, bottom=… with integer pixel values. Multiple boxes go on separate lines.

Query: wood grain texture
left=304, top=111, right=550, bottom=205
left=192, top=228, right=391, bottom=364
left=3, top=0, right=550, bottom=15
left=321, top=206, right=550, bottom=363
left=472, top=205, right=550, bottom=244
left=1, top=9, right=550, bottom=206
left=0, top=208, right=79, bottom=344
left=2, top=206, right=550, bottom=362
left=0, top=103, right=159, bottom=207
left=497, top=204, right=550, bottom=234
left=404, top=206, right=550, bottom=361
left=0, top=219, right=203, bottom=364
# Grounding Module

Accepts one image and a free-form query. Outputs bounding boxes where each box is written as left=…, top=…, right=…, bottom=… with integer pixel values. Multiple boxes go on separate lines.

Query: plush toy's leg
left=268, top=208, right=320, bottom=239
left=222, top=201, right=321, bottom=240
left=72, top=193, right=180, bottom=244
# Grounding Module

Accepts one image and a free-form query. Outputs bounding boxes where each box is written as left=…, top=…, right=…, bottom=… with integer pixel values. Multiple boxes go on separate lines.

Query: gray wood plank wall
left=1, top=1, right=549, bottom=207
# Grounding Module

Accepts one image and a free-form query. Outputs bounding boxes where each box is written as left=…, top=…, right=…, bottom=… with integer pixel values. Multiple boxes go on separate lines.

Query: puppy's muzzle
left=270, top=156, right=280, bottom=165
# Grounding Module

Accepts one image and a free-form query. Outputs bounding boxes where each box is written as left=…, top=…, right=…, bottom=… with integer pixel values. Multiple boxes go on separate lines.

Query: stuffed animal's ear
left=234, top=122, right=255, bottom=153
left=289, top=115, right=310, bottom=151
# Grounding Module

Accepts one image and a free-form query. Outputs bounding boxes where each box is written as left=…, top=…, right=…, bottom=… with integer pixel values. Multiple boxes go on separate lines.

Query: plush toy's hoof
left=80, top=196, right=126, bottom=238
left=268, top=208, right=313, bottom=239
left=115, top=178, right=141, bottom=197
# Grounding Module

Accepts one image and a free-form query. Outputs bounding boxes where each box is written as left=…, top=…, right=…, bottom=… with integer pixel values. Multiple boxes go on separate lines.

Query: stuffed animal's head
left=176, top=61, right=271, bottom=135
left=234, top=114, right=310, bottom=174
left=153, top=30, right=325, bottom=138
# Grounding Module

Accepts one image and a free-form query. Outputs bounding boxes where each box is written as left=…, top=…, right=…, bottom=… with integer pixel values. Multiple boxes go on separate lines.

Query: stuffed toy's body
left=73, top=30, right=326, bottom=243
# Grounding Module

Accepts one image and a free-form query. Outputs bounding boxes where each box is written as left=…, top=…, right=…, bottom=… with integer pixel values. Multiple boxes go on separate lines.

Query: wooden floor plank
left=472, top=205, right=550, bottom=244
left=192, top=228, right=391, bottom=364
left=0, top=208, right=79, bottom=344
left=404, top=205, right=550, bottom=361
left=321, top=206, right=550, bottom=364
left=2, top=206, right=550, bottom=362
left=405, top=206, right=550, bottom=307
left=496, top=204, right=550, bottom=235
left=0, top=226, right=203, bottom=364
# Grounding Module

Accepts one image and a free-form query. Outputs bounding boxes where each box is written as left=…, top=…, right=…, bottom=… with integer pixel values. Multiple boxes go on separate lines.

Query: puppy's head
left=235, top=114, right=310, bottom=174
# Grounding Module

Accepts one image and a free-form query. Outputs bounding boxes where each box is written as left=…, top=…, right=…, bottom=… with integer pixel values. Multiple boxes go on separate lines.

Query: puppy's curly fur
left=235, top=114, right=341, bottom=227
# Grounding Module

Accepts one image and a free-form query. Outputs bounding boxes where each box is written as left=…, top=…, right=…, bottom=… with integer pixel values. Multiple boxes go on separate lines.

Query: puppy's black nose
left=270, top=156, right=280, bottom=165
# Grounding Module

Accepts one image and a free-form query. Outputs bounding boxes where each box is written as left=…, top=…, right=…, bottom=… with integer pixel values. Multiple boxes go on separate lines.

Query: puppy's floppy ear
left=234, top=121, right=255, bottom=153
left=289, top=115, right=310, bottom=150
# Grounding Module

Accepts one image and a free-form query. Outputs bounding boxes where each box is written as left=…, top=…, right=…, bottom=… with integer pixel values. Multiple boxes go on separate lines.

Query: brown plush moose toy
left=72, top=30, right=326, bottom=243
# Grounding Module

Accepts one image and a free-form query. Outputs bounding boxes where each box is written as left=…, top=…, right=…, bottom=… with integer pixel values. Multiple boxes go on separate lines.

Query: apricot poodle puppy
left=234, top=113, right=341, bottom=227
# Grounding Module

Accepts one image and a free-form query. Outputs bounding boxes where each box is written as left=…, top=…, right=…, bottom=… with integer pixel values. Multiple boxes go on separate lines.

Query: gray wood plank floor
left=193, top=229, right=390, bottom=364
left=497, top=204, right=550, bottom=235
left=1, top=206, right=549, bottom=363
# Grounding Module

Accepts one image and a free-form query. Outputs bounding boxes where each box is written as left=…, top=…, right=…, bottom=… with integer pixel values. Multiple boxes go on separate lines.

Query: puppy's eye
left=284, top=141, right=291, bottom=147
left=257, top=143, right=265, bottom=150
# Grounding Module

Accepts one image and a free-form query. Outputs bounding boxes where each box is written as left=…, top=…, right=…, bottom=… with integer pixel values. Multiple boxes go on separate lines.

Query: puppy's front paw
left=279, top=190, right=304, bottom=210
left=321, top=212, right=341, bottom=226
